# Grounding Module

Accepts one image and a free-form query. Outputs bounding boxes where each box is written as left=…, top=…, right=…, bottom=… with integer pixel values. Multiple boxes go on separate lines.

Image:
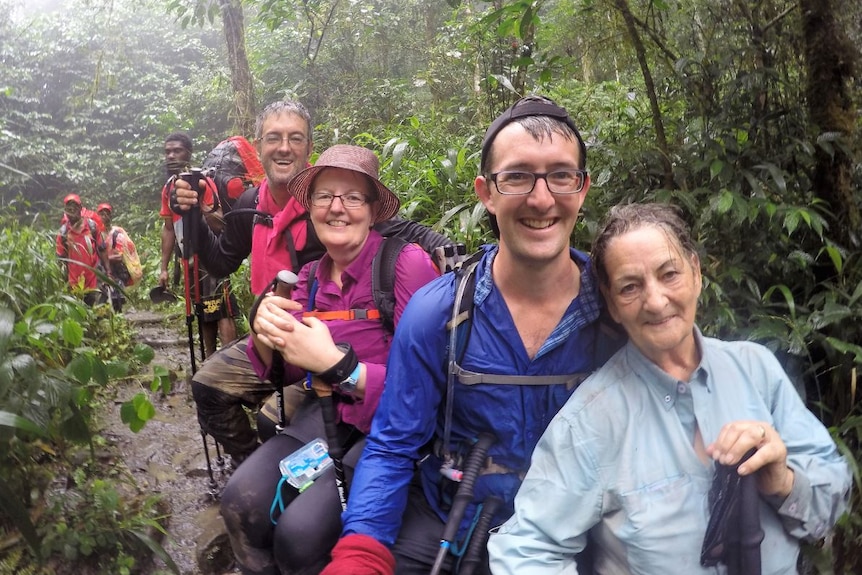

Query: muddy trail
left=99, top=307, right=239, bottom=575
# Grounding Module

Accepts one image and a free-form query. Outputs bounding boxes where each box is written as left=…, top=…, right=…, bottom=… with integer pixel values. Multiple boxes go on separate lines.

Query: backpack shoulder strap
left=81, top=218, right=98, bottom=245
left=59, top=223, right=69, bottom=253
left=111, top=228, right=120, bottom=249
left=307, top=260, right=321, bottom=311
left=371, top=236, right=409, bottom=333
left=440, top=250, right=482, bottom=461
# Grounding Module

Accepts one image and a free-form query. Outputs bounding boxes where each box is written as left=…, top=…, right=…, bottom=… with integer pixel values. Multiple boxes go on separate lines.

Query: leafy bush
left=39, top=471, right=176, bottom=575
left=0, top=211, right=172, bottom=570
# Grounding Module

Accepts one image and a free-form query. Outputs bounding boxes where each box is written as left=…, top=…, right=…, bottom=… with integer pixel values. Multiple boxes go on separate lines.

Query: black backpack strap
left=59, top=223, right=69, bottom=254
left=284, top=226, right=299, bottom=273
left=280, top=212, right=314, bottom=273
left=371, top=236, right=409, bottom=333
left=440, top=251, right=482, bottom=462
left=90, top=219, right=105, bottom=253
left=111, top=228, right=120, bottom=250
left=307, top=260, right=321, bottom=311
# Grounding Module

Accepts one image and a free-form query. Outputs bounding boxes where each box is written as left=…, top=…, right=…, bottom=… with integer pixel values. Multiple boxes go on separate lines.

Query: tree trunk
left=220, top=0, right=255, bottom=137
left=799, top=0, right=860, bottom=248
left=612, top=0, right=674, bottom=189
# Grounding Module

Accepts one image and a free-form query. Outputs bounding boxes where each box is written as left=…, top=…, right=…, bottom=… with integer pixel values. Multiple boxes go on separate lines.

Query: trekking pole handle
left=178, top=169, right=204, bottom=259
left=269, top=270, right=299, bottom=433
left=273, top=270, right=299, bottom=297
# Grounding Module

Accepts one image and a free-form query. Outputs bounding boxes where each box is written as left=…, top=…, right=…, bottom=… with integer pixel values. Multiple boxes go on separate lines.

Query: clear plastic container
left=279, top=437, right=333, bottom=490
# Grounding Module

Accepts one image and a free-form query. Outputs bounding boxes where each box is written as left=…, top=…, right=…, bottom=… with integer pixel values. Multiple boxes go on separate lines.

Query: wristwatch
left=337, top=362, right=362, bottom=395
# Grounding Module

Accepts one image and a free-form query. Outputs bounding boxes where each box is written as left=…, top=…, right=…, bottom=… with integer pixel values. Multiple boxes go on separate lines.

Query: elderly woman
left=488, top=203, right=850, bottom=574
left=220, top=145, right=440, bottom=575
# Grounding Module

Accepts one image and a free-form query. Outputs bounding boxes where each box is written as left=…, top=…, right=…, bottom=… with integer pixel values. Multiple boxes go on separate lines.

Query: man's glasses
left=310, top=192, right=368, bottom=209
left=487, top=169, right=588, bottom=195
left=258, top=133, right=308, bottom=148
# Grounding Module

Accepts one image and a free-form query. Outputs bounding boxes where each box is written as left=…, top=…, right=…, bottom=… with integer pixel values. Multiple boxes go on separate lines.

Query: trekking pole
left=270, top=270, right=299, bottom=432
left=179, top=169, right=218, bottom=494
left=733, top=450, right=763, bottom=575
left=183, top=169, right=207, bottom=364
left=459, top=496, right=502, bottom=575
left=430, top=433, right=496, bottom=575
left=317, top=388, right=348, bottom=511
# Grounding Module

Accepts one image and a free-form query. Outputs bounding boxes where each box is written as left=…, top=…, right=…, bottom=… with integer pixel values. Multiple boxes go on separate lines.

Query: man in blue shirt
left=321, top=96, right=622, bottom=575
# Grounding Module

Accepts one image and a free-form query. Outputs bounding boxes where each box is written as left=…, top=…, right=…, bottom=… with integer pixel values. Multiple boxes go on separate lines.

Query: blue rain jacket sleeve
left=342, top=246, right=617, bottom=546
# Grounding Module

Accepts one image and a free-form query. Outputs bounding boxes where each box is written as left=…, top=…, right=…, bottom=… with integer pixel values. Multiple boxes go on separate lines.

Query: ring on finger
left=757, top=425, right=766, bottom=440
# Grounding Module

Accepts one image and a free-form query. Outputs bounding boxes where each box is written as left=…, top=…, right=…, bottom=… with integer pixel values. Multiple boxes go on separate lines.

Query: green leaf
left=716, top=190, right=733, bottom=214
left=91, top=358, right=109, bottom=386
left=490, top=74, right=516, bottom=94
left=825, top=337, right=862, bottom=364
left=61, top=318, right=84, bottom=346
left=105, top=360, right=131, bottom=379
left=127, top=528, right=180, bottom=575
left=151, top=365, right=172, bottom=394
left=59, top=402, right=93, bottom=445
left=518, top=5, right=534, bottom=40
left=759, top=163, right=787, bottom=194
left=392, top=142, right=409, bottom=172
left=67, top=355, right=94, bottom=385
left=825, top=245, right=843, bottom=274
left=0, top=410, right=48, bottom=438
left=134, top=394, right=156, bottom=421
left=709, top=160, right=724, bottom=181
left=762, top=284, right=796, bottom=319
left=120, top=401, right=137, bottom=425
left=849, top=279, right=862, bottom=307
left=133, top=344, right=155, bottom=365
left=783, top=211, right=799, bottom=236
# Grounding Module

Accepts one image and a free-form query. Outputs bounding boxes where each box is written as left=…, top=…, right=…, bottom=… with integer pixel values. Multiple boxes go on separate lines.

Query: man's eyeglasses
left=310, top=192, right=368, bottom=209
left=258, top=134, right=308, bottom=148
left=487, top=169, right=588, bottom=195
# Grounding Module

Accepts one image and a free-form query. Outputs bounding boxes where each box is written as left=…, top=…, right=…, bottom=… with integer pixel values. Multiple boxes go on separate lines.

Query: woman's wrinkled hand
left=706, top=420, right=794, bottom=498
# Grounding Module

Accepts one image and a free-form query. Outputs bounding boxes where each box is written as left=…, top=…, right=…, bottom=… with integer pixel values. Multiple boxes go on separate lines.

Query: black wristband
left=315, top=343, right=359, bottom=385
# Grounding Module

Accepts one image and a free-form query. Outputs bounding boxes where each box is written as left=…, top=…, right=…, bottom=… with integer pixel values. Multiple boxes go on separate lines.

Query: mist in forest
left=11, top=0, right=66, bottom=19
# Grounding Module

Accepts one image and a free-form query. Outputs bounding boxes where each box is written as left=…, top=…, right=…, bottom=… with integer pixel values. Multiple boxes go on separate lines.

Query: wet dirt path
left=99, top=308, right=239, bottom=575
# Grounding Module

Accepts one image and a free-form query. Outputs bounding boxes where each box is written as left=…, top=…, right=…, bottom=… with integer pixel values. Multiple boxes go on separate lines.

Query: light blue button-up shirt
left=489, top=329, right=850, bottom=575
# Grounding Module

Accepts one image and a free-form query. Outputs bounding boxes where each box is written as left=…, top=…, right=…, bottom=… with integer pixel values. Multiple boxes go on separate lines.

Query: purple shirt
left=248, top=229, right=440, bottom=433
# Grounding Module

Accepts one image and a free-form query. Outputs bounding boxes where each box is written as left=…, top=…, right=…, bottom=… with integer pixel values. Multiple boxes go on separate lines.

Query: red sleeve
left=201, top=177, right=217, bottom=209
left=159, top=182, right=173, bottom=219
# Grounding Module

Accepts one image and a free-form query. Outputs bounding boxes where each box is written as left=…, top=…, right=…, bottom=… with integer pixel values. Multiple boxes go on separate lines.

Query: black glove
left=701, top=449, right=763, bottom=575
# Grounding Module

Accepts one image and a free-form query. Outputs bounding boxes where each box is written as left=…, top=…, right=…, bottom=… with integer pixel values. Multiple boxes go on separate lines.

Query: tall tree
left=220, top=0, right=255, bottom=136
left=611, top=0, right=674, bottom=189
left=169, top=0, right=256, bottom=136
left=799, top=0, right=860, bottom=248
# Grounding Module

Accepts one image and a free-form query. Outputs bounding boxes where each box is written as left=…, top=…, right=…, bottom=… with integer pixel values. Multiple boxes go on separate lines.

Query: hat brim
left=149, top=286, right=178, bottom=304
left=290, top=163, right=400, bottom=224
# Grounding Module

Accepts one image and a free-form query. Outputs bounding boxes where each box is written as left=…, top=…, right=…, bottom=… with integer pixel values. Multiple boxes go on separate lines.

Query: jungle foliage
left=1, top=0, right=861, bottom=571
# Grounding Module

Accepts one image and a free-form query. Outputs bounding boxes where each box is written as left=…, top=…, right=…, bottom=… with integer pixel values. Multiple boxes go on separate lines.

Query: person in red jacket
left=56, top=194, right=110, bottom=306
left=97, top=202, right=143, bottom=312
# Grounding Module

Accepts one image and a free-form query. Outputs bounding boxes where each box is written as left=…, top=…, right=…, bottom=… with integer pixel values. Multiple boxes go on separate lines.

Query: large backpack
left=110, top=229, right=143, bottom=286
left=307, top=235, right=462, bottom=333
left=201, top=136, right=265, bottom=214
left=59, top=218, right=100, bottom=257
